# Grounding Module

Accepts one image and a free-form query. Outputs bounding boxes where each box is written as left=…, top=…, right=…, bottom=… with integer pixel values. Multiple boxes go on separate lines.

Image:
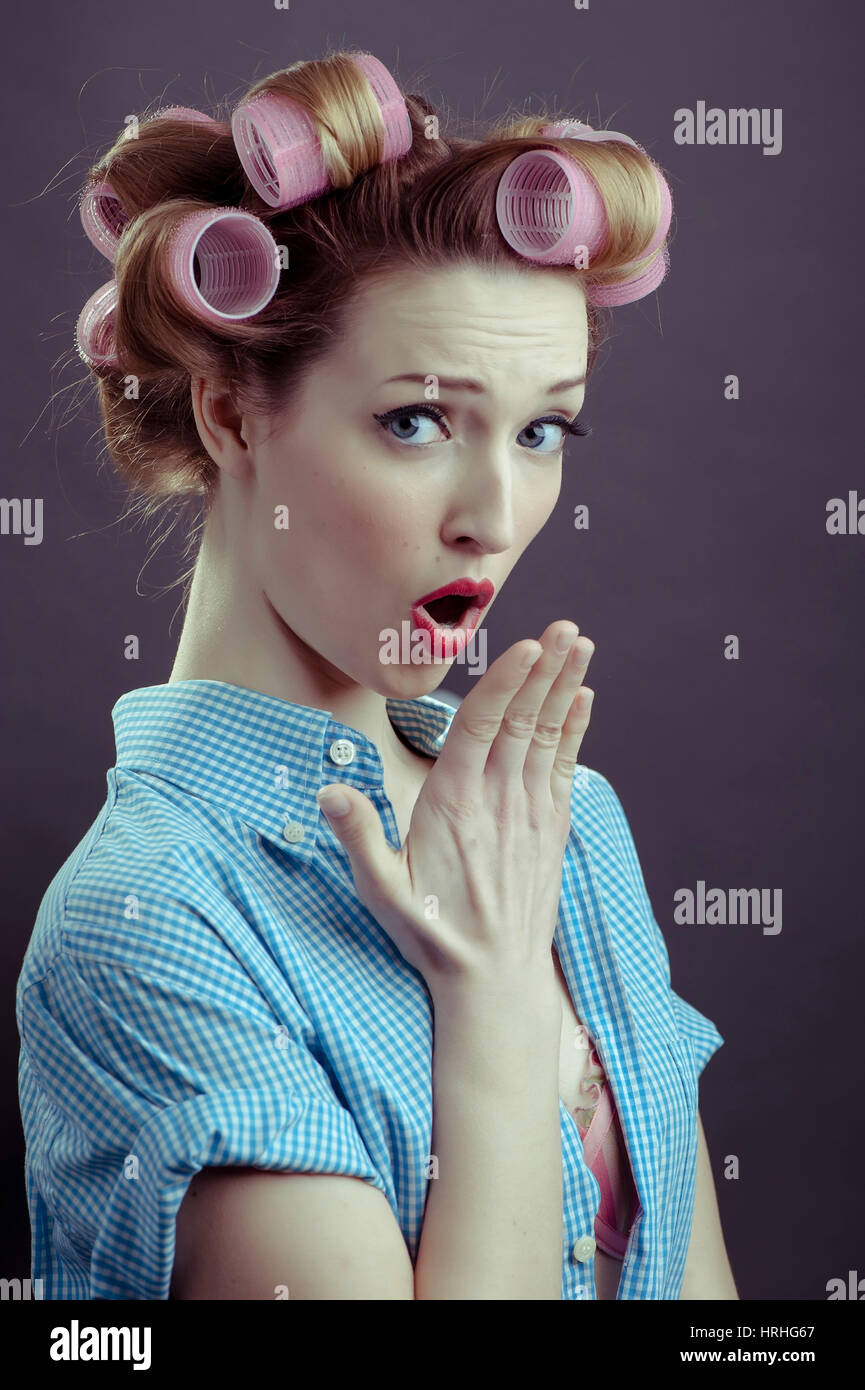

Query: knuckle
left=553, top=750, right=579, bottom=780
left=459, top=713, right=504, bottom=743
left=500, top=705, right=538, bottom=739
left=436, top=794, right=481, bottom=828
left=491, top=787, right=545, bottom=832
left=566, top=698, right=592, bottom=729
left=531, top=718, right=564, bottom=748
left=489, top=799, right=516, bottom=833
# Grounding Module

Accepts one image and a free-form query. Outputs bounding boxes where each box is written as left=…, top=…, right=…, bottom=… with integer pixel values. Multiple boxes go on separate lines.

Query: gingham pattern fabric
left=16, top=679, right=723, bottom=1300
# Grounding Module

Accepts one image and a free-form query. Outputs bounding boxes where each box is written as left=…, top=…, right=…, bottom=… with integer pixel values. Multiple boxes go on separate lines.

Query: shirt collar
left=111, top=679, right=457, bottom=864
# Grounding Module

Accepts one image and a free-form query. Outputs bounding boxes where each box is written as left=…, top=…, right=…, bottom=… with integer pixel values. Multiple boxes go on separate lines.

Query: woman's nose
left=439, top=457, right=519, bottom=554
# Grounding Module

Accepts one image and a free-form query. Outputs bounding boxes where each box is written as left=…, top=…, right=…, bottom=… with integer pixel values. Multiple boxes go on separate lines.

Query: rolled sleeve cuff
left=91, top=1087, right=389, bottom=1300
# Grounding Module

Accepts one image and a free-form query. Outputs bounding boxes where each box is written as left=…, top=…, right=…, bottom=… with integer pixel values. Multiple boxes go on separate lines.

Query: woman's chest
left=552, top=945, right=629, bottom=1300
left=387, top=770, right=601, bottom=1114
left=552, top=945, right=597, bottom=1110
left=384, top=756, right=434, bottom=847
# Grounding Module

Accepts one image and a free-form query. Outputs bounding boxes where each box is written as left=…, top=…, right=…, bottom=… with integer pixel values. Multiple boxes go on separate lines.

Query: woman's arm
left=171, top=971, right=563, bottom=1301
left=680, top=1108, right=739, bottom=1299
left=413, top=969, right=563, bottom=1300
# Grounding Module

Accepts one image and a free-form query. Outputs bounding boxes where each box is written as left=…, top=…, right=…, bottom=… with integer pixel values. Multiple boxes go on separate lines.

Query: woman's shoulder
left=568, top=762, right=658, bottom=880
left=565, top=762, right=673, bottom=972
left=19, top=766, right=256, bottom=999
left=567, top=761, right=631, bottom=851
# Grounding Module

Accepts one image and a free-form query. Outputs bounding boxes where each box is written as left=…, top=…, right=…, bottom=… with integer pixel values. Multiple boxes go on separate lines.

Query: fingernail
left=316, top=788, right=351, bottom=818
left=521, top=644, right=543, bottom=670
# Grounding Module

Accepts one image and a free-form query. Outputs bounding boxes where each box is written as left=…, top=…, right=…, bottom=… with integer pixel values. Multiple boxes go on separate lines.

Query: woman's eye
left=373, top=406, right=449, bottom=446
left=372, top=405, right=582, bottom=452
left=517, top=418, right=570, bottom=453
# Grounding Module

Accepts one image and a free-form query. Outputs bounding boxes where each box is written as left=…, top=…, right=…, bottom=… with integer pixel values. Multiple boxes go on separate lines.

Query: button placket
left=328, top=738, right=356, bottom=767
left=571, top=1234, right=596, bottom=1263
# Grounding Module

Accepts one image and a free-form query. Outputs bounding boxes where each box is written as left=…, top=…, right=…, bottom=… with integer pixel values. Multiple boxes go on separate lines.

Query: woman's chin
left=374, top=659, right=456, bottom=699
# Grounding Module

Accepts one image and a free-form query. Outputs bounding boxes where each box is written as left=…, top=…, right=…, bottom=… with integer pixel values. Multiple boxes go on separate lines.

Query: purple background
left=2, top=0, right=863, bottom=1301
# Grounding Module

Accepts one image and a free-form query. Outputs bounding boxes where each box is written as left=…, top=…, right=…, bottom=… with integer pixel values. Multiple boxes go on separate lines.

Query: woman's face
left=236, top=262, right=588, bottom=696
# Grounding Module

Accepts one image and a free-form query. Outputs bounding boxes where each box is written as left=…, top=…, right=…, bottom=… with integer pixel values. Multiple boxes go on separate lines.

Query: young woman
left=16, top=49, right=737, bottom=1300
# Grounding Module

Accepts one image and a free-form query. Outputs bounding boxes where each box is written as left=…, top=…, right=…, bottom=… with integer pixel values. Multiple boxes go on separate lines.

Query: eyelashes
left=373, top=402, right=593, bottom=450
left=555, top=416, right=592, bottom=439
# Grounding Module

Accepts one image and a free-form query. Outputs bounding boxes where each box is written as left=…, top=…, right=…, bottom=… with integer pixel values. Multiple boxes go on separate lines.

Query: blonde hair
left=75, top=49, right=671, bottom=572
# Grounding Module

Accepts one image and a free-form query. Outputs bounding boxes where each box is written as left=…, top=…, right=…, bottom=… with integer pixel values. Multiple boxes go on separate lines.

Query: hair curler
left=148, top=105, right=222, bottom=126
left=495, top=148, right=609, bottom=266
left=496, top=129, right=673, bottom=306
left=79, top=107, right=222, bottom=262
left=75, top=280, right=120, bottom=370
left=79, top=181, right=128, bottom=262
left=165, top=206, right=281, bottom=323
left=539, top=120, right=672, bottom=261
left=231, top=51, right=412, bottom=210
left=587, top=247, right=670, bottom=306
left=538, top=119, right=641, bottom=149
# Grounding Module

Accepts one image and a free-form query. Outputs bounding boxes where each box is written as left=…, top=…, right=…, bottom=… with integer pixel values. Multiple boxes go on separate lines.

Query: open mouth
left=411, top=577, right=495, bottom=642
left=421, top=593, right=474, bottom=628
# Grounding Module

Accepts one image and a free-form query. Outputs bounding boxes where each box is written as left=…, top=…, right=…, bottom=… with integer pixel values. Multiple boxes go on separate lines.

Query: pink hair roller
left=166, top=206, right=281, bottom=322
left=588, top=244, right=670, bottom=306
left=79, top=181, right=128, bottom=262
left=148, top=105, right=222, bottom=126
left=539, top=120, right=672, bottom=262
left=231, top=51, right=412, bottom=209
left=79, top=107, right=222, bottom=262
left=538, top=119, right=641, bottom=148
left=498, top=123, right=673, bottom=306
left=495, top=148, right=609, bottom=266
left=75, top=279, right=120, bottom=370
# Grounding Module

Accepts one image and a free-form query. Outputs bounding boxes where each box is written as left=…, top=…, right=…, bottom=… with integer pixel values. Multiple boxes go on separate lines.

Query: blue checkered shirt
left=16, top=679, right=723, bottom=1299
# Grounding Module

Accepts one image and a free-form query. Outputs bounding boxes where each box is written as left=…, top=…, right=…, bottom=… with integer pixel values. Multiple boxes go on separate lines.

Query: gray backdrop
left=2, top=0, right=863, bottom=1301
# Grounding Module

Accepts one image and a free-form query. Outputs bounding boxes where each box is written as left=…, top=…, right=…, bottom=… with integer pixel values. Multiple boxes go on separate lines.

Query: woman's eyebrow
left=380, top=372, right=586, bottom=393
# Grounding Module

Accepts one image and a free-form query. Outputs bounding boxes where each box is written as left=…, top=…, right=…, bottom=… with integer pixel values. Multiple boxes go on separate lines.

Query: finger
left=483, top=622, right=580, bottom=783
left=522, top=637, right=594, bottom=799
left=316, top=784, right=401, bottom=909
left=549, top=686, right=595, bottom=818
left=432, top=638, right=544, bottom=791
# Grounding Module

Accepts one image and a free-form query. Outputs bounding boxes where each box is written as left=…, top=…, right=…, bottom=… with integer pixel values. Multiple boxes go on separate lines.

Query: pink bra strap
left=577, top=1078, right=638, bottom=1258
left=581, top=1077, right=615, bottom=1170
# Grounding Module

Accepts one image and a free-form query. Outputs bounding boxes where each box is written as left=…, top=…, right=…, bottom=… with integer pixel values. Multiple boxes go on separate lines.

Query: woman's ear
left=190, top=377, right=252, bottom=482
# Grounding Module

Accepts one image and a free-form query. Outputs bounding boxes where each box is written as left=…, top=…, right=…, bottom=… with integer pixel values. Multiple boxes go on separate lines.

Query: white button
left=329, top=739, right=356, bottom=766
left=282, top=821, right=305, bottom=843
left=571, top=1235, right=596, bottom=1262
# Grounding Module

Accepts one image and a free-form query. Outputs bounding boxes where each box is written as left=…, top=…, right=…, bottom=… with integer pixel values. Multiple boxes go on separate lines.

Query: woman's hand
left=316, top=622, right=594, bottom=989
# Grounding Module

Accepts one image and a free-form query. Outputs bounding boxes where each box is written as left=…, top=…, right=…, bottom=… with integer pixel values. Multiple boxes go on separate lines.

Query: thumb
left=315, top=783, right=396, bottom=901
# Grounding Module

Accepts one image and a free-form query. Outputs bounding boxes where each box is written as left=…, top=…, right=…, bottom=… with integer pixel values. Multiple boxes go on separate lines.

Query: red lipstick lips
left=411, top=577, right=495, bottom=656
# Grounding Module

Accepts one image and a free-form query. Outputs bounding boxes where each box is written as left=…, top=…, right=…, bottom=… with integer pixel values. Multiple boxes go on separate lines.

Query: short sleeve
left=669, top=989, right=725, bottom=1077
left=582, top=767, right=724, bottom=1076
left=19, top=945, right=390, bottom=1300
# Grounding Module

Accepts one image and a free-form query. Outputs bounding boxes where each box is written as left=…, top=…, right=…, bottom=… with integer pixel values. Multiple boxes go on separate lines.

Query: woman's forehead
left=333, top=265, right=589, bottom=377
